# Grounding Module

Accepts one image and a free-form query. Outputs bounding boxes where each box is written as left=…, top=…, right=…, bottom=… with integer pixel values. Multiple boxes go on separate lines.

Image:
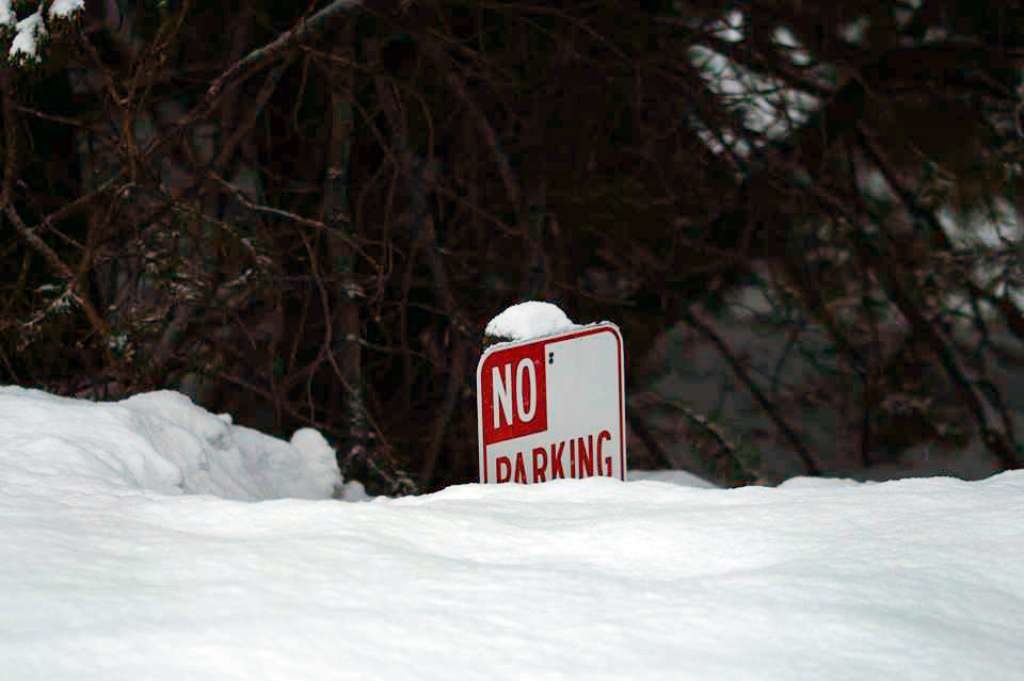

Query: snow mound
left=2, top=385, right=1023, bottom=680
left=0, top=387, right=339, bottom=501
left=485, top=301, right=577, bottom=341
left=629, top=468, right=719, bottom=488
left=778, top=475, right=871, bottom=489
left=2, top=471, right=1023, bottom=680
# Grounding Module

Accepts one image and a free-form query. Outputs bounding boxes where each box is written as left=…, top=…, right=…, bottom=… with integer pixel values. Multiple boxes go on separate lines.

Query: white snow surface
left=629, top=468, right=719, bottom=488
left=2, top=388, right=1024, bottom=680
left=485, top=300, right=577, bottom=341
left=0, top=386, right=339, bottom=500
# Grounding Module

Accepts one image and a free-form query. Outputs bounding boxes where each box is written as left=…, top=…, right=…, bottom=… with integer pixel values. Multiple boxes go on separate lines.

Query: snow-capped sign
left=484, top=301, right=576, bottom=341
left=476, top=323, right=626, bottom=484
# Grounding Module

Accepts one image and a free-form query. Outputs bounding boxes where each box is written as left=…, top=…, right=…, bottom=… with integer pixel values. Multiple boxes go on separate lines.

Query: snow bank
left=1, top=386, right=1023, bottom=680
left=629, top=468, right=719, bottom=488
left=485, top=300, right=577, bottom=341
left=0, top=387, right=339, bottom=500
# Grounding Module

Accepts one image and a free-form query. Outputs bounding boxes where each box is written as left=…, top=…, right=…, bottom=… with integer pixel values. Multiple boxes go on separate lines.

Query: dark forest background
left=1, top=0, right=1022, bottom=492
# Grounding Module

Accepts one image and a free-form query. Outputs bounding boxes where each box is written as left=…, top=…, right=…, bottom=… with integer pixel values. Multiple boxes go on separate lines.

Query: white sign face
left=476, top=323, right=626, bottom=484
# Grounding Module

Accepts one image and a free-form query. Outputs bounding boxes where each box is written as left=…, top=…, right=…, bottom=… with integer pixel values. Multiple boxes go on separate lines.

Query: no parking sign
left=476, top=323, right=626, bottom=484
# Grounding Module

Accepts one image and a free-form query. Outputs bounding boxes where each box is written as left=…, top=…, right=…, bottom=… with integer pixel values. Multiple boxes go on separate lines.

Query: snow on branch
left=48, top=0, right=84, bottom=20
left=5, top=0, right=85, bottom=65
left=0, top=0, right=13, bottom=30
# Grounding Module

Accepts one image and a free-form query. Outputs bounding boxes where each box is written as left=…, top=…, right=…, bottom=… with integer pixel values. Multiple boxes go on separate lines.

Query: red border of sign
left=476, top=323, right=625, bottom=483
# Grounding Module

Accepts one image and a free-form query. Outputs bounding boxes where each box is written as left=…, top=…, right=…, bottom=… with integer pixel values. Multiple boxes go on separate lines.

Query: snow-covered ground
left=1, top=388, right=1023, bottom=680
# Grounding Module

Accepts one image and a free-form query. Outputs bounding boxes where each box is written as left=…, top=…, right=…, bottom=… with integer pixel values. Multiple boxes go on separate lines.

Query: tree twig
left=207, top=0, right=367, bottom=99
left=681, top=306, right=821, bottom=474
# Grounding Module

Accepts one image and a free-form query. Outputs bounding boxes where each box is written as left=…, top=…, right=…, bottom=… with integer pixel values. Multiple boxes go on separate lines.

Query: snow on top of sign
left=484, top=301, right=578, bottom=341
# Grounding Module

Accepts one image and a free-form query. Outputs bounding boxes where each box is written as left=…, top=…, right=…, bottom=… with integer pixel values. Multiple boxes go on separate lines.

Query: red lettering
left=513, top=452, right=528, bottom=484
left=532, top=447, right=548, bottom=482
left=549, top=441, right=565, bottom=479
left=578, top=436, right=593, bottom=477
left=598, top=430, right=612, bottom=477
left=493, top=432, right=615, bottom=484
left=496, top=456, right=512, bottom=483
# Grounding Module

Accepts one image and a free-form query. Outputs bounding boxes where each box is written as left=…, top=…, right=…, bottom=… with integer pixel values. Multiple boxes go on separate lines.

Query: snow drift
left=1, top=387, right=1023, bottom=680
left=0, top=386, right=340, bottom=500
